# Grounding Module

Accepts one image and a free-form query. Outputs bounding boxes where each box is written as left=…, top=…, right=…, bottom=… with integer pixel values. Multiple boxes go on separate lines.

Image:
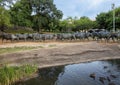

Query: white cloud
left=54, top=0, right=120, bottom=20
left=90, top=0, right=104, bottom=7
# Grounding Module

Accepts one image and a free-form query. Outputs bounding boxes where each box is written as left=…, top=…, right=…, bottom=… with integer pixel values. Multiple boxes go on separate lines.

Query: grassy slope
left=0, top=65, right=37, bottom=85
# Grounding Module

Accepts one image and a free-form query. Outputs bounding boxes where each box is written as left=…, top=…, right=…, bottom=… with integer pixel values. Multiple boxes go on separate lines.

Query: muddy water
left=18, top=59, right=120, bottom=85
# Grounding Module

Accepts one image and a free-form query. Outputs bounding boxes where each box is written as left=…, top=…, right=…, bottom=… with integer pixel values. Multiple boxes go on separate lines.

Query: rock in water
left=107, top=76, right=111, bottom=82
left=89, top=73, right=96, bottom=79
left=99, top=77, right=106, bottom=84
left=108, top=82, right=116, bottom=85
left=110, top=75, right=117, bottom=78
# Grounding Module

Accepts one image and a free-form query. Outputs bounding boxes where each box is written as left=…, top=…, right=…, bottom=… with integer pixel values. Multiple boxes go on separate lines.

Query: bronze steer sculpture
left=1, top=33, right=19, bottom=42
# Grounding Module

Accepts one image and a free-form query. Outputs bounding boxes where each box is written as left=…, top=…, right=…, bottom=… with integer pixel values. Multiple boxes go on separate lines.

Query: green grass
left=0, top=46, right=43, bottom=55
left=48, top=44, right=56, bottom=47
left=0, top=65, right=37, bottom=85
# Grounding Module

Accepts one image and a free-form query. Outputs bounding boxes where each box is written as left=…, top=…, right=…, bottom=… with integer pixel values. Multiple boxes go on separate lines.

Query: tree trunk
left=38, top=27, right=42, bottom=33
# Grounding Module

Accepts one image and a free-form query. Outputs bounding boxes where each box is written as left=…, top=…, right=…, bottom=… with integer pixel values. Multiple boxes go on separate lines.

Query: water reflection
left=19, top=59, right=120, bottom=85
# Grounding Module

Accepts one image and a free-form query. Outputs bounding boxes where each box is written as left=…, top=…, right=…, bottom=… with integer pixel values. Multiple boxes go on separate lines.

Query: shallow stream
left=17, top=59, right=120, bottom=85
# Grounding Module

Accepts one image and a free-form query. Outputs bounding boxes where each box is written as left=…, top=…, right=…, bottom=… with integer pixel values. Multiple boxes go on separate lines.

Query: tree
left=96, top=7, right=120, bottom=31
left=1, top=0, right=63, bottom=32
left=114, top=7, right=120, bottom=31
left=59, top=17, right=75, bottom=32
left=9, top=0, right=33, bottom=28
left=96, top=12, right=109, bottom=30
left=59, top=20, right=68, bottom=32
left=0, top=6, right=11, bottom=31
left=74, top=16, right=97, bottom=31
left=31, top=0, right=63, bottom=32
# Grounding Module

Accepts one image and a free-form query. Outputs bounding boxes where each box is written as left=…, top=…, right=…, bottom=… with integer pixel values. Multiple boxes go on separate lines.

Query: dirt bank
left=0, top=41, right=120, bottom=68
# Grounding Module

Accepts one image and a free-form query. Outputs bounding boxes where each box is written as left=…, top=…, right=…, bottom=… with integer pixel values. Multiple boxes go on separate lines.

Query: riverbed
left=0, top=41, right=120, bottom=68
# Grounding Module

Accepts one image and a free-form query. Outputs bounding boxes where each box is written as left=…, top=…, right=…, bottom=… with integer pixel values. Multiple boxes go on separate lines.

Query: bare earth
left=0, top=41, right=120, bottom=68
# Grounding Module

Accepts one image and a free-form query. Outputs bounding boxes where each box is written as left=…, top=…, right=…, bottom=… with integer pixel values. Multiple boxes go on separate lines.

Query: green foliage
left=0, top=65, right=37, bottom=85
left=59, top=16, right=98, bottom=32
left=96, top=12, right=109, bottom=29
left=96, top=7, right=120, bottom=31
left=74, top=16, right=95, bottom=31
left=59, top=20, right=68, bottom=32
left=31, top=0, right=63, bottom=32
left=7, top=0, right=63, bottom=33
left=0, top=7, right=11, bottom=31
left=10, top=0, right=33, bottom=27
left=1, top=0, right=120, bottom=32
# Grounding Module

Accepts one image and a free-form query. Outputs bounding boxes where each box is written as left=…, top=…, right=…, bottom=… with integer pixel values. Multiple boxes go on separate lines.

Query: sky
left=54, top=0, right=120, bottom=20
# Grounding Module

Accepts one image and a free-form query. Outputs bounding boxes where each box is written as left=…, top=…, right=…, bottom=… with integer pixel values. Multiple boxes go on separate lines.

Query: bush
left=4, top=26, right=36, bottom=34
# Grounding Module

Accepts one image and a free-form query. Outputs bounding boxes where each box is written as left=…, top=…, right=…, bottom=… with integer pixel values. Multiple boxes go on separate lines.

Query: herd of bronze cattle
left=0, top=29, right=120, bottom=43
